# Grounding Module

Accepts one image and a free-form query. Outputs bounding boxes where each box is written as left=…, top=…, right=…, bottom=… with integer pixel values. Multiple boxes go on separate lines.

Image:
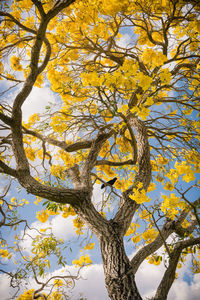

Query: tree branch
left=0, top=112, right=13, bottom=126
left=0, top=160, right=17, bottom=177
left=23, top=127, right=93, bottom=152
left=96, top=159, right=135, bottom=166
left=113, top=116, right=152, bottom=235
left=80, top=130, right=115, bottom=189
left=153, top=237, right=200, bottom=300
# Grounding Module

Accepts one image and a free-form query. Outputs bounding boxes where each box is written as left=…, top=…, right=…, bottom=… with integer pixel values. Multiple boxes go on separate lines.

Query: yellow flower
left=17, top=289, right=35, bottom=300
left=28, top=113, right=40, bottom=124
left=10, top=56, right=22, bottom=71
left=89, top=103, right=98, bottom=115
left=142, top=48, right=166, bottom=68
left=36, top=210, right=49, bottom=223
left=25, top=148, right=36, bottom=161
left=0, top=249, right=12, bottom=259
left=54, top=279, right=63, bottom=287
left=72, top=254, right=92, bottom=267
left=84, top=243, right=95, bottom=250
left=164, top=182, right=174, bottom=191
left=142, top=228, right=158, bottom=242
left=159, top=68, right=172, bottom=84
left=161, top=193, right=180, bottom=219
left=132, top=234, right=141, bottom=243
left=147, top=182, right=156, bottom=192
left=175, top=161, right=195, bottom=182
left=129, top=188, right=151, bottom=204
left=62, top=206, right=76, bottom=218
left=10, top=197, right=16, bottom=203
left=136, top=72, right=153, bottom=91
left=73, top=217, right=84, bottom=235
left=125, top=223, right=140, bottom=236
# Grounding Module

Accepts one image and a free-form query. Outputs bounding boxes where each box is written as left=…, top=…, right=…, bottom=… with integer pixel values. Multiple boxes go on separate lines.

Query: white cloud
left=92, top=183, right=105, bottom=209
left=70, top=264, right=109, bottom=300
left=0, top=274, right=14, bottom=300
left=51, top=214, right=75, bottom=240
left=136, top=259, right=166, bottom=298
left=117, top=33, right=134, bottom=48
left=169, top=273, right=200, bottom=300
left=22, top=86, right=56, bottom=121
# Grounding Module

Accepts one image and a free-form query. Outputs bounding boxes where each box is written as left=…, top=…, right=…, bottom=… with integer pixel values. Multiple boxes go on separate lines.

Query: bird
left=101, top=177, right=117, bottom=189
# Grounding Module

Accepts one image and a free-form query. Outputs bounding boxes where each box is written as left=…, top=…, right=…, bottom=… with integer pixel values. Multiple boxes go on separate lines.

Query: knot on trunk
left=64, top=164, right=81, bottom=189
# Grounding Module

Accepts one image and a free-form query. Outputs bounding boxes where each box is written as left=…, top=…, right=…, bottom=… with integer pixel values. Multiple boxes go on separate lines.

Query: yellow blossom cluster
left=98, top=140, right=110, bottom=157
left=0, top=248, right=12, bottom=259
left=139, top=209, right=151, bottom=222
left=157, top=155, right=169, bottom=165
left=147, top=182, right=156, bottom=192
left=62, top=206, right=76, bottom=218
left=159, top=68, right=172, bottom=85
left=192, top=259, right=200, bottom=274
left=17, top=289, right=35, bottom=300
left=88, top=103, right=98, bottom=115
left=136, top=72, right=153, bottom=91
left=174, top=161, right=195, bottom=183
left=15, top=0, right=33, bottom=11
left=26, top=113, right=40, bottom=128
left=164, top=182, right=174, bottom=191
left=4, top=197, right=29, bottom=210
left=131, top=234, right=142, bottom=244
left=50, top=165, right=66, bottom=180
left=81, top=71, right=104, bottom=87
left=25, top=147, right=36, bottom=161
left=34, top=196, right=42, bottom=205
left=99, top=165, right=116, bottom=178
left=36, top=210, right=49, bottom=223
left=160, top=193, right=185, bottom=219
left=129, top=185, right=151, bottom=204
left=51, top=115, right=68, bottom=133
left=142, top=48, right=167, bottom=68
left=142, top=228, right=158, bottom=243
left=72, top=254, right=92, bottom=267
left=59, top=150, right=78, bottom=169
left=54, top=279, right=63, bottom=287
left=130, top=106, right=151, bottom=121
left=125, top=222, right=140, bottom=236
left=115, top=136, right=132, bottom=153
left=10, top=56, right=22, bottom=71
left=102, top=109, right=113, bottom=122
left=84, top=242, right=95, bottom=250
left=73, top=217, right=84, bottom=235
left=166, top=169, right=179, bottom=185
left=17, top=288, right=63, bottom=300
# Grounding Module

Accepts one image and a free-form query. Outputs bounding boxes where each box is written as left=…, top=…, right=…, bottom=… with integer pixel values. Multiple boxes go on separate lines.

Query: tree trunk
left=99, top=226, right=142, bottom=300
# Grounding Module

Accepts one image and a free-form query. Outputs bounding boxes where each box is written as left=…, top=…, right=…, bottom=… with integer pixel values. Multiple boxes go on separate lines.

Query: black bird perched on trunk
left=101, top=177, right=117, bottom=189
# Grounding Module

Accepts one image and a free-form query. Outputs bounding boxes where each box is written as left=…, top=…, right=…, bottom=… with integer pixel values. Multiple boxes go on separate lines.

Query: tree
left=0, top=0, right=200, bottom=299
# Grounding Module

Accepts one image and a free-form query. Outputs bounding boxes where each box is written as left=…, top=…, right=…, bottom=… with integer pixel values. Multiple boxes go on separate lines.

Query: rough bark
left=99, top=227, right=142, bottom=300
